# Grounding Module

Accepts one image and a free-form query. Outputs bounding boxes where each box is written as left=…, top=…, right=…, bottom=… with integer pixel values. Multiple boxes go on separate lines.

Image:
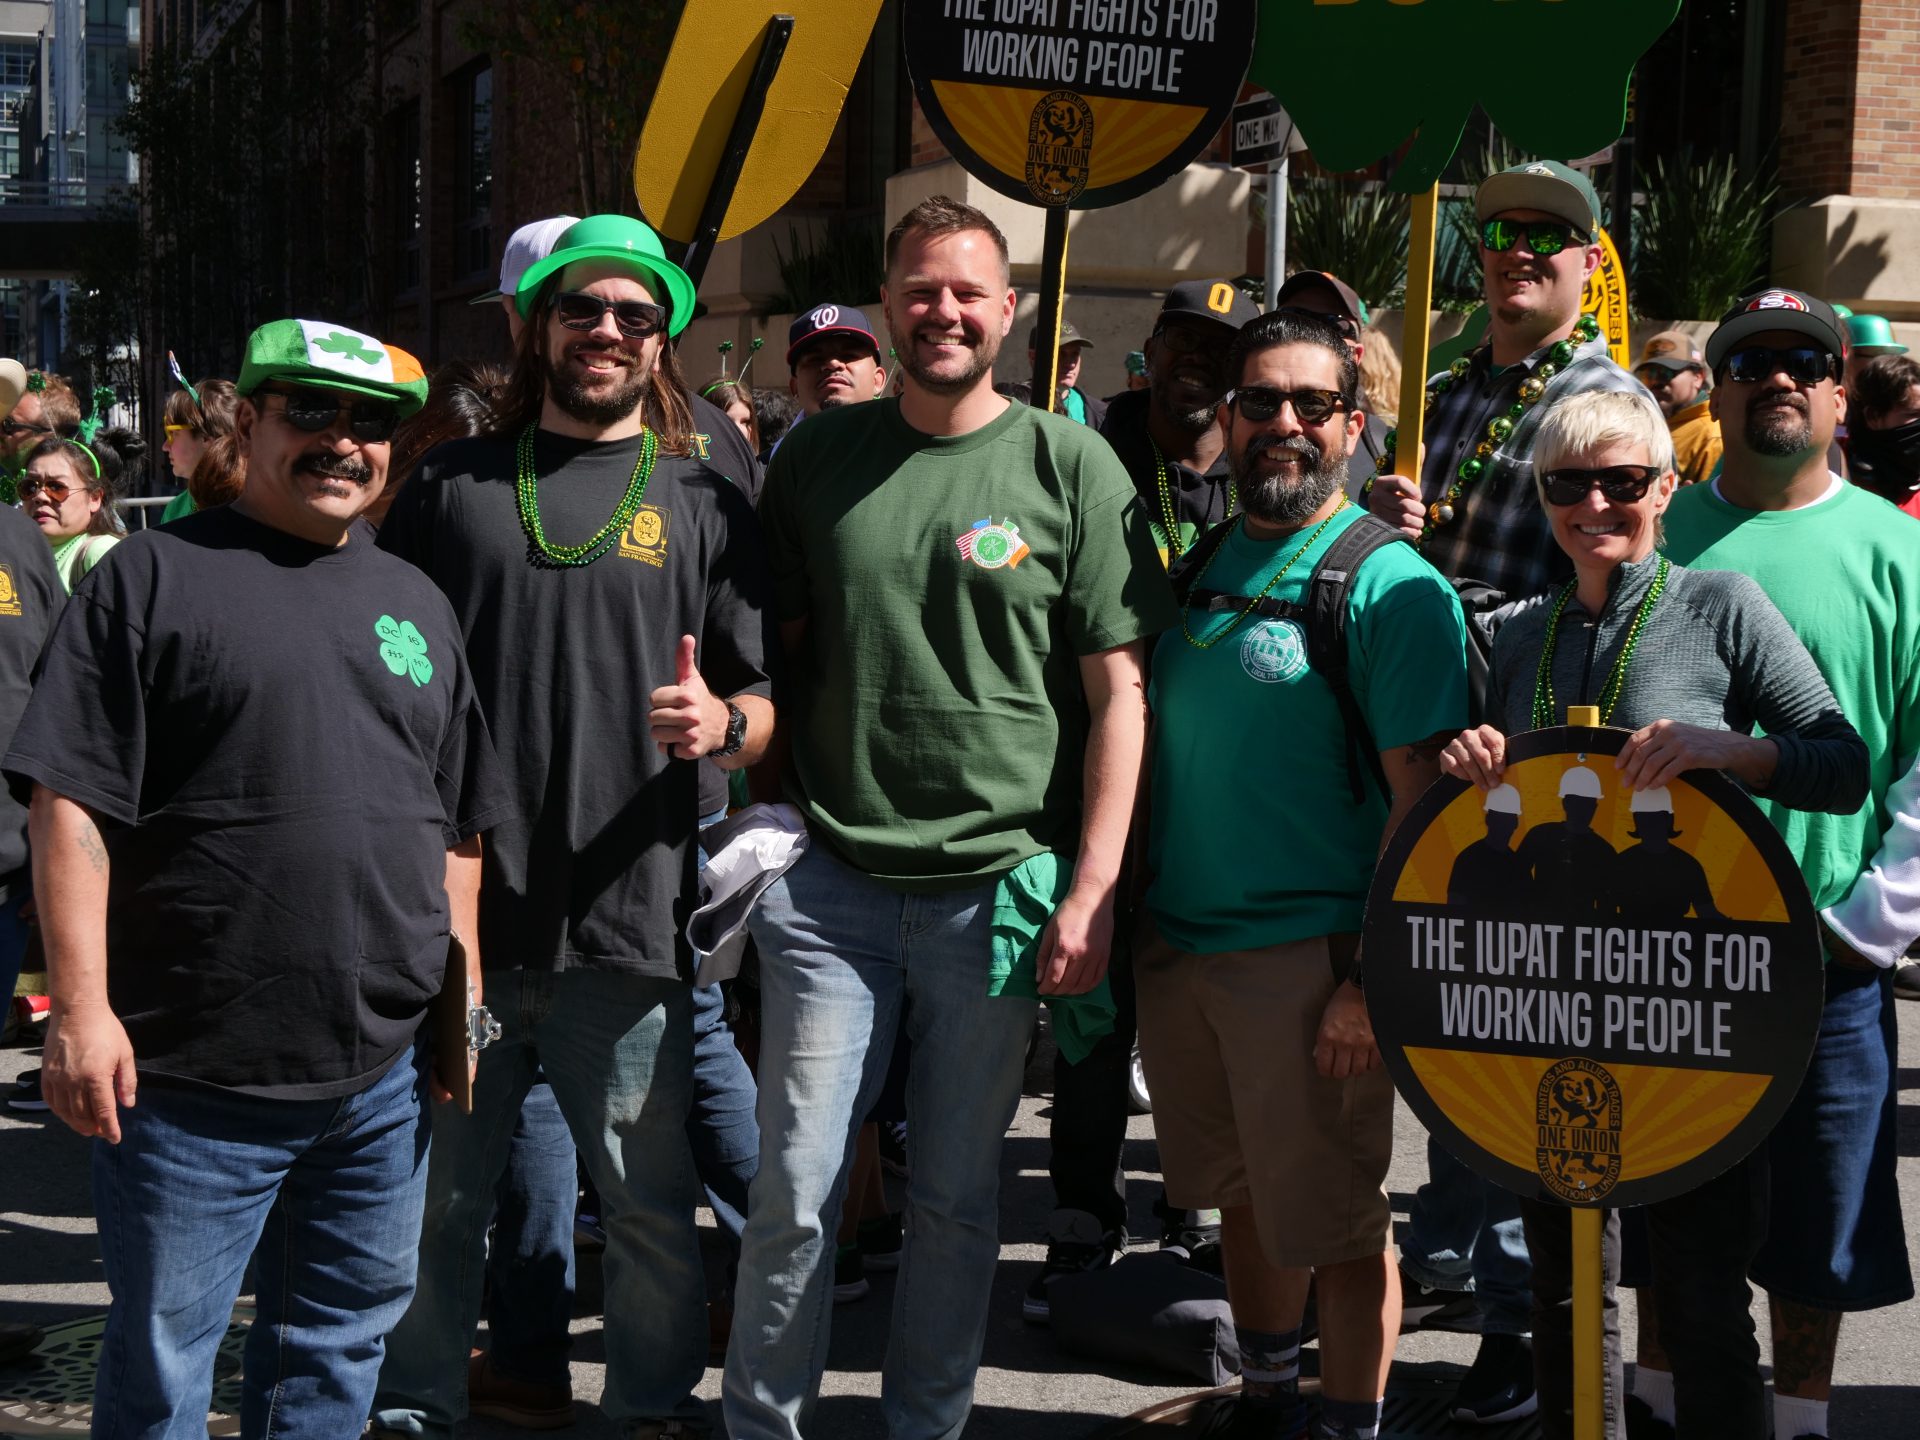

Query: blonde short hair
left=1532, top=388, right=1676, bottom=486
left=1356, top=332, right=1402, bottom=425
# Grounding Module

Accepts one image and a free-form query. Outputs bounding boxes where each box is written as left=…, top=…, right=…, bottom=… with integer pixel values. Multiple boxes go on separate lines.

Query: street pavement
left=3, top=1005, right=1917, bottom=1437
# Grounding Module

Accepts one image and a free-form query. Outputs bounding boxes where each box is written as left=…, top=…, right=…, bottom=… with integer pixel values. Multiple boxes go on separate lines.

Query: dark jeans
left=1524, top=1151, right=1770, bottom=1440
left=484, top=1078, right=576, bottom=1387
left=690, top=977, right=758, bottom=1269
left=1048, top=922, right=1137, bottom=1235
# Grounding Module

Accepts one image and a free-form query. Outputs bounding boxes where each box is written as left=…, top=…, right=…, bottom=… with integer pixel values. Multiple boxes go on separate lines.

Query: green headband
left=63, top=439, right=100, bottom=479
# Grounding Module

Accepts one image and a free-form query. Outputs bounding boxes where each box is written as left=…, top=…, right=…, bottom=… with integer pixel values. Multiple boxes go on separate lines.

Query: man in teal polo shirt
left=1140, top=309, right=1468, bottom=1440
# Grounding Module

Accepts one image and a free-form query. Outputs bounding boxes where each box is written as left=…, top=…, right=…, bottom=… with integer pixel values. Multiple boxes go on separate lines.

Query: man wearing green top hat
left=370, top=215, right=777, bottom=1440
left=2, top=318, right=513, bottom=1439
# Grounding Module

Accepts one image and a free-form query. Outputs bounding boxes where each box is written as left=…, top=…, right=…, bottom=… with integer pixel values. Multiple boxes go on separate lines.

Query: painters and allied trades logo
left=1024, top=90, right=1094, bottom=206
left=620, top=504, right=671, bottom=568
left=0, top=563, right=20, bottom=618
left=956, top=517, right=1030, bottom=571
left=375, top=614, right=433, bottom=688
left=1240, top=618, right=1308, bottom=684
left=1535, top=1056, right=1623, bottom=1203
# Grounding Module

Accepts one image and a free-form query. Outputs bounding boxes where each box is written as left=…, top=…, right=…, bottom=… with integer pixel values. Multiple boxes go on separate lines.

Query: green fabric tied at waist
left=988, top=852, right=1117, bottom=1065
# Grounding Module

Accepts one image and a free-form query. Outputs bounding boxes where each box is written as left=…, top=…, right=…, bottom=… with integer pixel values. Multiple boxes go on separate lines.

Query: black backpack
left=1170, top=513, right=1498, bottom=803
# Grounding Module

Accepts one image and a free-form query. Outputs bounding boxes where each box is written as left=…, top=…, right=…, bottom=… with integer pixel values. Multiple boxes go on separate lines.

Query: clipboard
left=431, top=930, right=478, bottom=1113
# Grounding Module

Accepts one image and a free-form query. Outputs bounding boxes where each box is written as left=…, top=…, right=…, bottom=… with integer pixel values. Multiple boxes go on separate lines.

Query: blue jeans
left=1400, top=1136, right=1531, bottom=1335
left=373, top=970, right=706, bottom=1436
left=723, top=845, right=1038, bottom=1440
left=91, top=1044, right=431, bottom=1440
left=484, top=1078, right=576, bottom=1387
left=0, top=882, right=31, bottom=1007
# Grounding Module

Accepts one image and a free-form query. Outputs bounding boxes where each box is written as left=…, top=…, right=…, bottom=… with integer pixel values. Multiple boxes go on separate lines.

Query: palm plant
left=1631, top=152, right=1778, bottom=319
left=1285, top=178, right=1409, bottom=312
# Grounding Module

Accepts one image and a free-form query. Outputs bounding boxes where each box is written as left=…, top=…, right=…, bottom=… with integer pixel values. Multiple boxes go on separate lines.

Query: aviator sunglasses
left=554, top=291, right=670, bottom=340
left=18, top=473, right=87, bottom=502
left=1227, top=386, right=1347, bottom=425
left=259, top=389, right=401, bottom=443
left=1720, top=345, right=1841, bottom=386
left=1539, top=464, right=1661, bottom=507
left=1480, top=219, right=1588, bottom=257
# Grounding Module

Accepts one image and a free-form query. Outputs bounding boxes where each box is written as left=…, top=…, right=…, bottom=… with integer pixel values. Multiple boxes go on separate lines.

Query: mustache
left=1245, top=432, right=1323, bottom=465
left=295, top=452, right=374, bottom=484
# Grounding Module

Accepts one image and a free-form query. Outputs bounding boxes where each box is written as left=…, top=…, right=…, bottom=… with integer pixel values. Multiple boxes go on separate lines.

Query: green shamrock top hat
left=236, top=319, right=429, bottom=417
left=1847, top=313, right=1909, bottom=356
left=515, top=214, right=697, bottom=337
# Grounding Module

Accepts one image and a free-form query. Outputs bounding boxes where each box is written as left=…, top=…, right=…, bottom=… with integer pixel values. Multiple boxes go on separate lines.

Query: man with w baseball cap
left=372, top=215, right=777, bottom=1440
left=1660, top=286, right=1917, bottom=1440
left=787, top=303, right=886, bottom=418
left=5, top=318, right=513, bottom=1437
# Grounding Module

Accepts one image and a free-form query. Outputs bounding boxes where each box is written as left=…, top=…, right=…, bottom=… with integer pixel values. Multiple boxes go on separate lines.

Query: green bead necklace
left=1364, top=313, right=1602, bottom=544
left=1529, top=553, right=1671, bottom=731
left=1151, top=435, right=1235, bottom=565
left=1179, top=497, right=1348, bottom=650
left=514, top=423, right=659, bottom=567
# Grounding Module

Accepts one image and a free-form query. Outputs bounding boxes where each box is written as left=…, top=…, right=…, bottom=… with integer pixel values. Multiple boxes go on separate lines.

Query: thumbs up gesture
left=649, top=634, right=726, bottom=758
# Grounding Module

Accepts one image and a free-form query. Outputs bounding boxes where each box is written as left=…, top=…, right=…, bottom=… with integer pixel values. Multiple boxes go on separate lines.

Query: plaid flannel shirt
left=1417, top=334, right=1648, bottom=600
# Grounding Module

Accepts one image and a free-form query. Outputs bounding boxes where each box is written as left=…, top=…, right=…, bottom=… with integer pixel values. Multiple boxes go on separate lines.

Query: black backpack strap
left=1166, top=516, right=1240, bottom=604
left=1304, top=515, right=1410, bottom=803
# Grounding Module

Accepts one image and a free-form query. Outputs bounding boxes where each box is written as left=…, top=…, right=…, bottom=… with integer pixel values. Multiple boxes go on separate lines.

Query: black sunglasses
left=1276, top=306, right=1360, bottom=342
left=1540, top=464, right=1661, bottom=506
left=1481, top=218, right=1588, bottom=257
left=1721, top=345, right=1841, bottom=386
left=1, top=417, right=49, bottom=438
left=554, top=291, right=669, bottom=340
left=1229, top=386, right=1347, bottom=425
left=261, top=390, right=401, bottom=442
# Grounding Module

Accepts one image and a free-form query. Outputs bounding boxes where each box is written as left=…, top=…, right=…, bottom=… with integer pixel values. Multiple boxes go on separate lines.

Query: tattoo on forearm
left=77, top=819, right=107, bottom=876
left=1770, top=1299, right=1841, bottom=1394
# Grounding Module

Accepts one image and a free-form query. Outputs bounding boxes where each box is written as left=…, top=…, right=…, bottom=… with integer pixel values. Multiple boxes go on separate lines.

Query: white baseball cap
left=469, top=216, right=580, bottom=304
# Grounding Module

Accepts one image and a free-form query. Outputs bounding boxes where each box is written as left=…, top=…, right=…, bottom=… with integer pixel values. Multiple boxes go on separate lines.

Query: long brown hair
left=495, top=275, right=696, bottom=456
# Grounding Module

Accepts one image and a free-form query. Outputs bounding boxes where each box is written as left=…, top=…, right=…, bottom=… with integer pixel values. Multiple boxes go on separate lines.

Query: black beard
left=542, top=346, right=648, bottom=426
left=1150, top=384, right=1220, bottom=434
left=894, top=326, right=999, bottom=396
left=1743, top=396, right=1814, bottom=457
left=1231, top=433, right=1347, bottom=527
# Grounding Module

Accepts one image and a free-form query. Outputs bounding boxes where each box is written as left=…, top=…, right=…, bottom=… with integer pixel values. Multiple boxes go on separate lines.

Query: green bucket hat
left=514, top=214, right=697, bottom=337
left=236, top=320, right=430, bottom=418
left=1846, top=313, right=1909, bottom=356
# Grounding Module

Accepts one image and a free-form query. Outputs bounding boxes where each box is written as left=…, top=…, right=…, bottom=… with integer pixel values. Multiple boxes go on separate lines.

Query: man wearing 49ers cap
left=1663, top=286, right=1918, bottom=1440
left=788, top=302, right=887, bottom=419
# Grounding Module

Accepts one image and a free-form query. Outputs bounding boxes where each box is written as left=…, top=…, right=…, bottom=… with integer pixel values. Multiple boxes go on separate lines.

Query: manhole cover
left=0, top=1308, right=249, bottom=1437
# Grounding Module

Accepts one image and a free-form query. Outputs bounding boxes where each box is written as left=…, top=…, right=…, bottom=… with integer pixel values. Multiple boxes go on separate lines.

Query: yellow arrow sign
left=633, top=0, right=884, bottom=245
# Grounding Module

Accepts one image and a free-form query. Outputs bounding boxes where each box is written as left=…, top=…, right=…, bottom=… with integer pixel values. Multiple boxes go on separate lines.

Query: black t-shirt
left=378, top=428, right=777, bottom=980
left=690, top=393, right=764, bottom=505
left=0, top=505, right=62, bottom=888
left=1099, top=387, right=1236, bottom=543
left=2, top=507, right=512, bottom=1098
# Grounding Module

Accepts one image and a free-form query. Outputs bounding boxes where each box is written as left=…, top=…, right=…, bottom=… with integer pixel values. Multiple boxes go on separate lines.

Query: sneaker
left=877, top=1120, right=908, bottom=1177
left=6, top=1071, right=47, bottom=1112
left=1023, top=1208, right=1122, bottom=1324
left=857, top=1212, right=903, bottom=1271
left=833, top=1242, right=869, bottom=1303
left=1397, top=1261, right=1480, bottom=1332
left=1894, top=961, right=1920, bottom=1001
left=1624, top=1394, right=1675, bottom=1440
left=1452, top=1333, right=1538, bottom=1424
left=467, top=1350, right=574, bottom=1430
left=1161, top=1206, right=1222, bottom=1254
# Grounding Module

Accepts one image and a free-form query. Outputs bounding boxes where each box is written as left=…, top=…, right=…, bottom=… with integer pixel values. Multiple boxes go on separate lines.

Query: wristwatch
left=715, top=700, right=749, bottom=757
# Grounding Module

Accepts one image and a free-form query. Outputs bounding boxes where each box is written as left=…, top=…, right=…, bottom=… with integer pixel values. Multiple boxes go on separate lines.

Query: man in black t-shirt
left=4, top=319, right=512, bottom=1439
left=370, top=214, right=777, bottom=1440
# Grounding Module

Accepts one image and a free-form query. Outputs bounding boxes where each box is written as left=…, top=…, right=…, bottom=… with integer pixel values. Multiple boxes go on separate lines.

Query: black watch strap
left=715, top=700, right=748, bottom=757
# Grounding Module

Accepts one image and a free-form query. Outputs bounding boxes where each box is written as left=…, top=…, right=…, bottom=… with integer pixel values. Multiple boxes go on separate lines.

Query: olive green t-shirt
left=760, top=396, right=1177, bottom=888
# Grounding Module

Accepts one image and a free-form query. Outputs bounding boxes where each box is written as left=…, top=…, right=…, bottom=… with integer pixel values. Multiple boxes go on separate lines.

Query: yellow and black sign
left=905, top=2, right=1256, bottom=211
left=1583, top=226, right=1632, bottom=371
left=0, top=563, right=19, bottom=617
left=1364, top=726, right=1823, bottom=1208
left=619, top=505, right=671, bottom=568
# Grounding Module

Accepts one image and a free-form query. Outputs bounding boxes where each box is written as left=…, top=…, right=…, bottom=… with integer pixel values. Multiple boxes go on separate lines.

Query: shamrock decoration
left=375, top=614, right=433, bottom=687
left=1252, top=0, right=1680, bottom=193
left=314, top=330, right=385, bottom=365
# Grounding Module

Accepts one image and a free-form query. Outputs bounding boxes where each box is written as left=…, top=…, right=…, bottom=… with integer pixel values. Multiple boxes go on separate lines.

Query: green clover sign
left=375, top=614, right=433, bottom=688
left=1252, top=0, right=1680, bottom=193
left=314, top=330, right=385, bottom=365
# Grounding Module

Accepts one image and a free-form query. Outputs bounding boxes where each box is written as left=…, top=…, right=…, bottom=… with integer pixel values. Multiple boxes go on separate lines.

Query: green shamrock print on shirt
left=376, top=614, right=433, bottom=687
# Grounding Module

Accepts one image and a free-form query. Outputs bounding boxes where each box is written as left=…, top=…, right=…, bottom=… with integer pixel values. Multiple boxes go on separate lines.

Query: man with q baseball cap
left=6, top=316, right=511, bottom=1438
left=1636, top=329, right=1721, bottom=485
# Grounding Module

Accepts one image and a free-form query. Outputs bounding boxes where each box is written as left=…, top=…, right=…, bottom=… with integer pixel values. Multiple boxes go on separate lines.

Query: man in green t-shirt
left=724, top=196, right=1174, bottom=1440
left=1141, top=310, right=1468, bottom=1440
left=1661, top=287, right=1918, bottom=1440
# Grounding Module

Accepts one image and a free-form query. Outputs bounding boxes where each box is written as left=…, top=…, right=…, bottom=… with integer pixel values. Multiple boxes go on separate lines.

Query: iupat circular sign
left=905, top=2, right=1256, bottom=210
left=1363, top=727, right=1824, bottom=1208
